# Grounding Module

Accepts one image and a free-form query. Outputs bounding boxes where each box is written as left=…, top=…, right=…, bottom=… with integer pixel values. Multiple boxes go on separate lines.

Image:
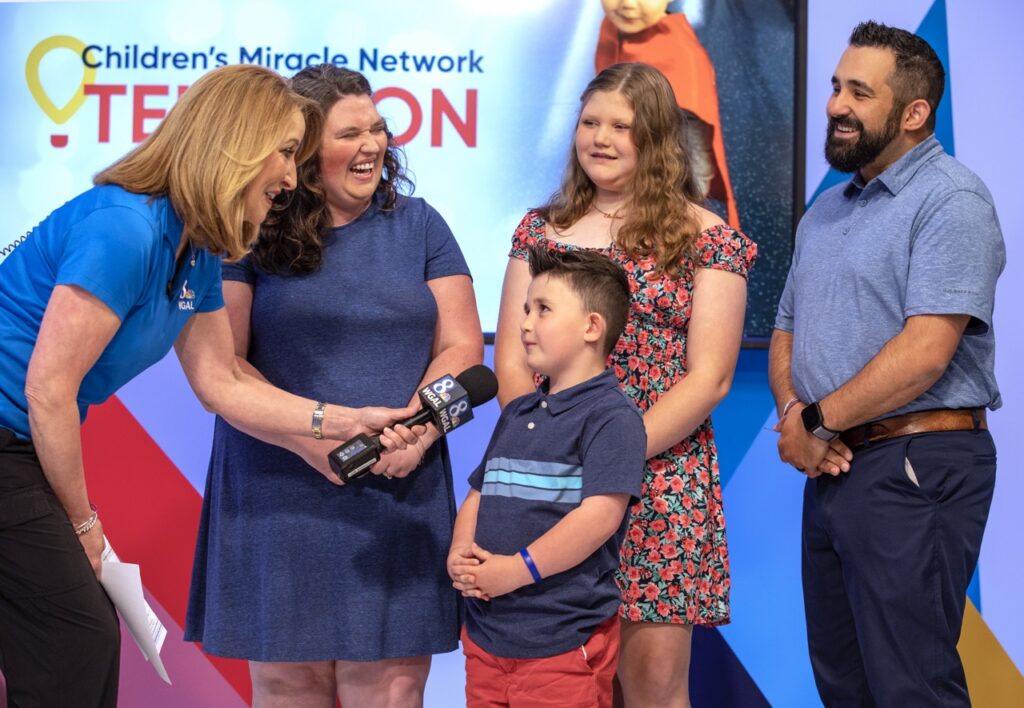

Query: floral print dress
left=510, top=211, right=757, bottom=625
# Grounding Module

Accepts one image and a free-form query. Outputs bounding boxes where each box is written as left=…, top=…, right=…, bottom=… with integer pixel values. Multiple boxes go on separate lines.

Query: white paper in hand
left=100, top=539, right=171, bottom=684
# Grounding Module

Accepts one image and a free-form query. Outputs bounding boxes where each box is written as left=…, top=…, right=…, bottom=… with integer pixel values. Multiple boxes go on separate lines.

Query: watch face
left=801, top=402, right=839, bottom=441
left=801, top=402, right=822, bottom=432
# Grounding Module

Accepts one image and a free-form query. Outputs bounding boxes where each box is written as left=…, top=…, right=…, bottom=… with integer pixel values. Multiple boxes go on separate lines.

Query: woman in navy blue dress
left=186, top=65, right=483, bottom=707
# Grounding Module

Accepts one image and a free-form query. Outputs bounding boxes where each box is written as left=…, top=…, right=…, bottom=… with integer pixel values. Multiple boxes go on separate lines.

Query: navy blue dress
left=185, top=196, right=468, bottom=661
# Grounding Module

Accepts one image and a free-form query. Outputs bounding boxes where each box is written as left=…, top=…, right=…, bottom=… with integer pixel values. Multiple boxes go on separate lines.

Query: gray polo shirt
left=775, top=135, right=1005, bottom=416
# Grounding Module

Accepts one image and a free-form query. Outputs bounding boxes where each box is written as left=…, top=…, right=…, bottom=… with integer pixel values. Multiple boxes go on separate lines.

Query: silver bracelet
left=311, top=401, right=326, bottom=439
left=75, top=505, right=98, bottom=536
left=781, top=397, right=801, bottom=419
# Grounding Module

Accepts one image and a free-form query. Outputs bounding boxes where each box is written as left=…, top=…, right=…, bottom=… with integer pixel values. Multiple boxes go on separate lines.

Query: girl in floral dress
left=493, top=63, right=755, bottom=707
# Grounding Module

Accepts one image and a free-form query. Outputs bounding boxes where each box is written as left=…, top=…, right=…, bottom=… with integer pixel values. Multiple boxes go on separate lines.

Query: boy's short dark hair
left=849, top=20, right=945, bottom=131
left=527, top=245, right=631, bottom=357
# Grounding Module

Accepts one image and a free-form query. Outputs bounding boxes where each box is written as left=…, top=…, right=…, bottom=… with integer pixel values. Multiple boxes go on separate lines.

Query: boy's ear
left=584, top=312, right=606, bottom=346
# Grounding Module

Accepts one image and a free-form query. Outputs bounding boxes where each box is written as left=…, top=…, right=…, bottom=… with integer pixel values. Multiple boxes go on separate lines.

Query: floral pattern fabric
left=509, top=212, right=757, bottom=625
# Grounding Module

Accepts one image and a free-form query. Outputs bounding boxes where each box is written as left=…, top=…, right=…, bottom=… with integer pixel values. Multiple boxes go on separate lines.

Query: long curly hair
left=252, top=64, right=413, bottom=274
left=538, top=63, right=704, bottom=275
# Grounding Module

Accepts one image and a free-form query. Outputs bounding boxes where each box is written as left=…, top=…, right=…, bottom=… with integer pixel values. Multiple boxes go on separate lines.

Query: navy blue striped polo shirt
left=466, top=368, right=647, bottom=658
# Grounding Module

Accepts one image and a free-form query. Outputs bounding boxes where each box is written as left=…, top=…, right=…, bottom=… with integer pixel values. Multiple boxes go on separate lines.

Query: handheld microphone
left=328, top=364, right=498, bottom=483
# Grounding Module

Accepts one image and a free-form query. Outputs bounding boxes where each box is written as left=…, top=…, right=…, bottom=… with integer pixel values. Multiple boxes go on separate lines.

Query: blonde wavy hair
left=539, top=63, right=704, bottom=275
left=94, top=64, right=322, bottom=260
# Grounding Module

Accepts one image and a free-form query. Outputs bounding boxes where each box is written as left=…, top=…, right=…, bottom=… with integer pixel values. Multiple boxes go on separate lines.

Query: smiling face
left=825, top=45, right=905, bottom=179
left=320, top=94, right=389, bottom=226
left=601, top=0, right=670, bottom=34
left=243, top=107, right=305, bottom=226
left=575, top=89, right=638, bottom=197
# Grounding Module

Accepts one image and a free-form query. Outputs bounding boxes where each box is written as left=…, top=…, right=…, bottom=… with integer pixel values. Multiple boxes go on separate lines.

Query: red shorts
left=462, top=615, right=620, bottom=708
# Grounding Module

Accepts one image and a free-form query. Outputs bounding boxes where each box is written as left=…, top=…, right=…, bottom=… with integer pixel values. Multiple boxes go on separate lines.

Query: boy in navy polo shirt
left=449, top=246, right=646, bottom=708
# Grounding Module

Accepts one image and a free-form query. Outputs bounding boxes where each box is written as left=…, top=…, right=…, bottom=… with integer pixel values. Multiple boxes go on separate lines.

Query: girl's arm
left=494, top=257, right=535, bottom=407
left=641, top=268, right=747, bottom=458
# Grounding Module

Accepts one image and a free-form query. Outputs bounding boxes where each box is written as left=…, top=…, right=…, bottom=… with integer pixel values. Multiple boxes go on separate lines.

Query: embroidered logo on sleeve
left=178, top=280, right=196, bottom=311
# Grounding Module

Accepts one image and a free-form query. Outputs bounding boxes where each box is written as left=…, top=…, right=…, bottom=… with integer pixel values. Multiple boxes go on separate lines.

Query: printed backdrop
left=0, top=0, right=796, bottom=337
left=0, top=0, right=1020, bottom=706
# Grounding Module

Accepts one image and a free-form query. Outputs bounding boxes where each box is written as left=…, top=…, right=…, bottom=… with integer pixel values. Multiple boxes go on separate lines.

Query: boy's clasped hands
left=447, top=542, right=533, bottom=602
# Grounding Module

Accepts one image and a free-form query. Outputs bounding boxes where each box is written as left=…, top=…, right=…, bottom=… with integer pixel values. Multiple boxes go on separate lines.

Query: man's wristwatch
left=801, top=401, right=840, bottom=442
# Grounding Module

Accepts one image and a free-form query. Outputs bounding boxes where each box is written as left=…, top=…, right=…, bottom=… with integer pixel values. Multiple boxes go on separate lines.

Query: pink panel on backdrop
left=118, top=589, right=246, bottom=708
left=80, top=397, right=253, bottom=702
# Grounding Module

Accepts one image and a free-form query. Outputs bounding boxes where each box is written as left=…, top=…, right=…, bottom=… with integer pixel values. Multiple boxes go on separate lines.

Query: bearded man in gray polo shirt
left=769, top=20, right=1004, bottom=707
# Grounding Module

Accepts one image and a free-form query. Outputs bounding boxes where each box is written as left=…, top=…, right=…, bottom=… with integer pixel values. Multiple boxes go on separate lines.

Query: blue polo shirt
left=466, top=368, right=647, bottom=659
left=0, top=185, right=224, bottom=440
left=775, top=135, right=1005, bottom=416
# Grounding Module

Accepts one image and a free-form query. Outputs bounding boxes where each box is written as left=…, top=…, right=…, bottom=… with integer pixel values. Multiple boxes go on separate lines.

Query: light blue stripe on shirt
left=481, top=481, right=582, bottom=504
left=484, top=456, right=581, bottom=478
left=483, top=469, right=582, bottom=490
left=480, top=457, right=583, bottom=504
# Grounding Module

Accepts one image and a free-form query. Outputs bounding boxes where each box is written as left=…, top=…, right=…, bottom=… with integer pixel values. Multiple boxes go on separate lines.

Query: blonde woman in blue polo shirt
left=0, top=64, right=421, bottom=708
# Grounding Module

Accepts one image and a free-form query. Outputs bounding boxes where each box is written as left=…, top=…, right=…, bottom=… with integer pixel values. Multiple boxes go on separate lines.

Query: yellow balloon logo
left=25, top=36, right=98, bottom=147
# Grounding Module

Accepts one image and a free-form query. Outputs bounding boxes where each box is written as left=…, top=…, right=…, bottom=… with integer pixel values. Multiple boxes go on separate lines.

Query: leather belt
left=839, top=408, right=986, bottom=450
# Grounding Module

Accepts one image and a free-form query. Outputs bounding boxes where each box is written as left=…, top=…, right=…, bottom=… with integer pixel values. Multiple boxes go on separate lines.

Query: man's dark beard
left=824, top=104, right=902, bottom=173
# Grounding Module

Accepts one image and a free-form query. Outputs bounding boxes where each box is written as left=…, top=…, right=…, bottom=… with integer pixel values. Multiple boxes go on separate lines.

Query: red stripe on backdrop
left=81, top=396, right=253, bottom=705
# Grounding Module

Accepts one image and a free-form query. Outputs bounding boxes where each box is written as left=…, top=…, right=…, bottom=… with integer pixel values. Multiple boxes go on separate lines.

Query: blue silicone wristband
left=519, top=547, right=542, bottom=583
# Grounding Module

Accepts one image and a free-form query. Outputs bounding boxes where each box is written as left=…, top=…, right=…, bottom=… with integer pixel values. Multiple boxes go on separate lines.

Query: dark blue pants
left=802, top=430, right=996, bottom=707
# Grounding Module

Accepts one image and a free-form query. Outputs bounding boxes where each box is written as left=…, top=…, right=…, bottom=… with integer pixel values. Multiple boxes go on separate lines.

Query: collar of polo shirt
left=531, top=369, right=621, bottom=416
left=844, top=134, right=942, bottom=198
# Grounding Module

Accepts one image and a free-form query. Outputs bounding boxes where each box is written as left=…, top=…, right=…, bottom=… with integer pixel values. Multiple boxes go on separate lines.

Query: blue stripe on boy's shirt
left=484, top=456, right=582, bottom=478
left=483, top=469, right=582, bottom=490
left=481, top=481, right=582, bottom=504
left=480, top=456, right=584, bottom=503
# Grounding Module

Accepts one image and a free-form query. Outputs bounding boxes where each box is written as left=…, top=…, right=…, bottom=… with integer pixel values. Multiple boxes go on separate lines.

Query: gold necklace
left=591, top=203, right=625, bottom=219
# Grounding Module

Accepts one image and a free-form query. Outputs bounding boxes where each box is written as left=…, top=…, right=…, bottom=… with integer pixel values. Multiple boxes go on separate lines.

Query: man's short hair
left=850, top=20, right=946, bottom=131
left=527, top=245, right=631, bottom=357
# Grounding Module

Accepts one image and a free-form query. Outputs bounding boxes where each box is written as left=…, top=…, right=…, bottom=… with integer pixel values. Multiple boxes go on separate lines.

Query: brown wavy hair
left=252, top=64, right=413, bottom=274
left=94, top=64, right=321, bottom=261
left=538, top=63, right=704, bottom=275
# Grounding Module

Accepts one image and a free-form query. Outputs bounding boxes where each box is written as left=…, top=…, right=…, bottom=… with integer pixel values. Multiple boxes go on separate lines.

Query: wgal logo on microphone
left=447, top=399, right=469, bottom=427
left=432, top=376, right=457, bottom=402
